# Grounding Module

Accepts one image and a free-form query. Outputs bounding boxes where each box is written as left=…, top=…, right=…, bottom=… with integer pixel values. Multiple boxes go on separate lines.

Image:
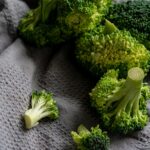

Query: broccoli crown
left=90, top=67, right=150, bottom=134
left=76, top=21, right=150, bottom=78
left=57, top=0, right=112, bottom=35
left=24, top=90, right=59, bottom=129
left=71, top=124, right=110, bottom=150
left=107, top=0, right=150, bottom=49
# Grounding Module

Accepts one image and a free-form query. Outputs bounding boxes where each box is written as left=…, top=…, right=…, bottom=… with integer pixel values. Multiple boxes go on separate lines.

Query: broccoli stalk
left=71, top=124, right=110, bottom=150
left=103, top=19, right=118, bottom=35
left=90, top=67, right=150, bottom=134
left=106, top=67, right=144, bottom=115
left=24, top=90, right=59, bottom=129
left=40, top=0, right=57, bottom=23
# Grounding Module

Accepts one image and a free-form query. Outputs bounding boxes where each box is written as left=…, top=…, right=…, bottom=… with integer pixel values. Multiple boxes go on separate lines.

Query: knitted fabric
left=0, top=0, right=150, bottom=150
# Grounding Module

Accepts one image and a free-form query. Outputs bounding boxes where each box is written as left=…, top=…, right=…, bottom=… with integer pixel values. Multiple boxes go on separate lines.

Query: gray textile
left=0, top=0, right=29, bottom=53
left=0, top=0, right=150, bottom=150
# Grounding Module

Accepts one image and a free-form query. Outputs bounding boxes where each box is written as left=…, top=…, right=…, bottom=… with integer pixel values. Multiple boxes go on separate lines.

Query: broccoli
left=18, top=0, right=61, bottom=47
left=90, top=67, right=150, bottom=134
left=57, top=0, right=112, bottom=36
left=107, top=0, right=150, bottom=49
left=71, top=124, right=110, bottom=150
left=24, top=90, right=59, bottom=129
left=75, top=20, right=150, bottom=78
left=18, top=0, right=112, bottom=47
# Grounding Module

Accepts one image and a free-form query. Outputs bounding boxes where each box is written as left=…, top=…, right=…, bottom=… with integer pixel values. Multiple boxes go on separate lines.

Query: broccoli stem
left=78, top=124, right=90, bottom=136
left=40, top=0, right=57, bottom=23
left=24, top=99, right=51, bottom=129
left=126, top=92, right=140, bottom=114
left=71, top=131, right=82, bottom=145
left=24, top=108, right=49, bottom=129
left=103, top=19, right=118, bottom=35
left=24, top=108, right=40, bottom=129
left=132, top=91, right=141, bottom=115
left=125, top=67, right=144, bottom=115
left=107, top=67, right=144, bottom=117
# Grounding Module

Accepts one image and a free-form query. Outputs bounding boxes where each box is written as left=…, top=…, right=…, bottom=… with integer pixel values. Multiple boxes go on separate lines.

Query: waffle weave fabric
left=0, top=0, right=150, bottom=150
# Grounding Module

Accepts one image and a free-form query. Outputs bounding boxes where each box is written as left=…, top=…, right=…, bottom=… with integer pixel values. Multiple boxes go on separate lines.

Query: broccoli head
left=107, top=0, right=150, bottom=49
left=76, top=20, right=150, bottom=78
left=71, top=124, right=110, bottom=150
left=90, top=67, right=150, bottom=134
left=24, top=90, right=59, bottom=129
left=56, top=0, right=112, bottom=36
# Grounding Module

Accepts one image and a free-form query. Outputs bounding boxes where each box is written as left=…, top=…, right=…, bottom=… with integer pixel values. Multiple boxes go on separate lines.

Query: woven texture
left=0, top=0, right=150, bottom=150
left=0, top=0, right=29, bottom=54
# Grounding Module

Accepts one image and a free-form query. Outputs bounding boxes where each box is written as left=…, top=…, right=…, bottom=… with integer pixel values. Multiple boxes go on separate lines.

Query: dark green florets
left=76, top=20, right=150, bottom=78
left=107, top=0, right=150, bottom=49
left=90, top=67, right=150, bottom=134
left=71, top=124, right=110, bottom=150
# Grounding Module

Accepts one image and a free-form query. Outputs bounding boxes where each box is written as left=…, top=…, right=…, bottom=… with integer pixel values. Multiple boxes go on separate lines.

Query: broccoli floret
left=24, top=90, right=59, bottom=129
left=75, top=20, right=150, bottom=78
left=107, top=0, right=150, bottom=49
left=71, top=124, right=110, bottom=150
left=57, top=0, right=112, bottom=36
left=90, top=67, right=150, bottom=134
left=18, top=0, right=59, bottom=47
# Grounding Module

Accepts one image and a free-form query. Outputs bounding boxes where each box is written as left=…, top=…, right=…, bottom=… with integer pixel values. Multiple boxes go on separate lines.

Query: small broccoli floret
left=71, top=124, right=110, bottom=150
left=90, top=67, right=150, bottom=134
left=18, top=0, right=58, bottom=47
left=107, top=0, right=150, bottom=49
left=76, top=20, right=150, bottom=78
left=24, top=90, right=59, bottom=129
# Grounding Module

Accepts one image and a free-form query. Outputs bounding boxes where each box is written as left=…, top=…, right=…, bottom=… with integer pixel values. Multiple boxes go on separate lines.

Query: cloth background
left=0, top=0, right=150, bottom=149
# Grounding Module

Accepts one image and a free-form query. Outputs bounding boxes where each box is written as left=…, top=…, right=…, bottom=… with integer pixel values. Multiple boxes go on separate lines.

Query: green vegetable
left=18, top=0, right=59, bottom=47
left=90, top=67, right=150, bottom=134
left=18, top=0, right=112, bottom=47
left=71, top=124, right=110, bottom=150
left=107, top=0, right=150, bottom=49
left=57, top=0, right=112, bottom=36
left=24, top=90, right=59, bottom=129
left=76, top=20, right=150, bottom=78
